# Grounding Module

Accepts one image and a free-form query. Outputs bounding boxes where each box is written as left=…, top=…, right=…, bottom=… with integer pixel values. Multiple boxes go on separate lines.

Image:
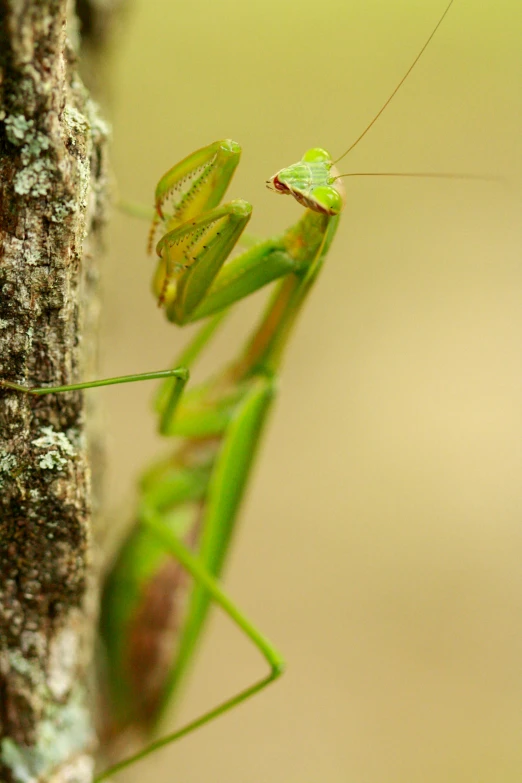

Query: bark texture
left=0, top=2, right=109, bottom=781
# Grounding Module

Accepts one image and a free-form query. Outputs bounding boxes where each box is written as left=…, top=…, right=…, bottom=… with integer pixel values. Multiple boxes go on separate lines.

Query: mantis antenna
left=332, top=0, right=456, bottom=166
left=334, top=172, right=499, bottom=183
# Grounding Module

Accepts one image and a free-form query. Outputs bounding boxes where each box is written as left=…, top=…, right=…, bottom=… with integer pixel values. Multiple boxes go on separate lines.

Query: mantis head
left=266, top=147, right=346, bottom=216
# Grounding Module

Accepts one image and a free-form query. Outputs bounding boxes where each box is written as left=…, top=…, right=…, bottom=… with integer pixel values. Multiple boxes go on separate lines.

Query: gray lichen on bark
left=0, top=1, right=110, bottom=781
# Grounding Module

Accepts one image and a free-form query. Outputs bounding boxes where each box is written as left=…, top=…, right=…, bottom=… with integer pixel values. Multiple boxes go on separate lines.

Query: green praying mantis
left=0, top=0, right=468, bottom=778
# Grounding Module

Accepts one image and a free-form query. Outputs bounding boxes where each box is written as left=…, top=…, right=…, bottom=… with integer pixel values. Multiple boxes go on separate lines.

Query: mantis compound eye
left=301, top=147, right=332, bottom=164
left=310, top=185, right=344, bottom=216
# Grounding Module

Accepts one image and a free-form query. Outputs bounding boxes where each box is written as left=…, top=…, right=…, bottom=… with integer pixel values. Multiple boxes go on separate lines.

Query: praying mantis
left=0, top=0, right=468, bottom=778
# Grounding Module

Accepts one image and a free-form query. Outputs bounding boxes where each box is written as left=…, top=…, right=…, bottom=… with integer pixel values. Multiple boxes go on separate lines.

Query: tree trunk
left=0, top=2, right=111, bottom=780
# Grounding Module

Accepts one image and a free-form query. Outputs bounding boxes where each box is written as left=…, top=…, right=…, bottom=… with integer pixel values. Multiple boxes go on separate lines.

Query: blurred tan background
left=98, top=0, right=522, bottom=781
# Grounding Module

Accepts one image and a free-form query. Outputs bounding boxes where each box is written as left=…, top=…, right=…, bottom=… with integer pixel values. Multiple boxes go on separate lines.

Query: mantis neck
left=233, top=209, right=340, bottom=380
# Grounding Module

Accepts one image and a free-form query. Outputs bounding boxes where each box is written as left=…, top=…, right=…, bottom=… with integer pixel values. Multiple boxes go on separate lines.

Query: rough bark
left=0, top=2, right=110, bottom=781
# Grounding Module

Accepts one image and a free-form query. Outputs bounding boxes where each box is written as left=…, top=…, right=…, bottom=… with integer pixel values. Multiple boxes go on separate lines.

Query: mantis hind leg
left=95, top=509, right=284, bottom=782
left=95, top=375, right=284, bottom=781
